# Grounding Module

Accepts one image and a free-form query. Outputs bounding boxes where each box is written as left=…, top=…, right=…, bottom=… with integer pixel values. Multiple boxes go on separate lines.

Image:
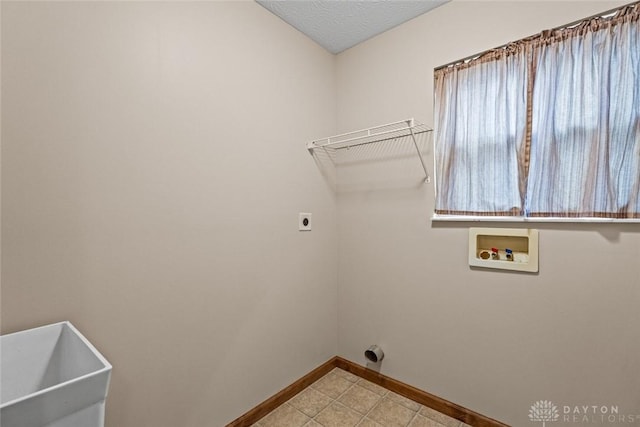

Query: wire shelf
left=307, top=119, right=433, bottom=183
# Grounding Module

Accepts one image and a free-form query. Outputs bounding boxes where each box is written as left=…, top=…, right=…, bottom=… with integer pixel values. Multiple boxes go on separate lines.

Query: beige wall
left=1, top=2, right=337, bottom=426
left=335, top=1, right=640, bottom=425
left=4, top=1, right=640, bottom=427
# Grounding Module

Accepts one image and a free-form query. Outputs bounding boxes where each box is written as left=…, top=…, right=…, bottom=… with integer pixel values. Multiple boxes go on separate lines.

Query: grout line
left=310, top=371, right=360, bottom=424
left=355, top=414, right=377, bottom=427
left=266, top=368, right=447, bottom=427
left=336, top=371, right=372, bottom=424
left=334, top=381, right=357, bottom=402
left=286, top=402, right=313, bottom=424
left=356, top=377, right=389, bottom=399
left=359, top=390, right=386, bottom=426
left=406, top=410, right=421, bottom=427
left=309, top=372, right=352, bottom=401
left=361, top=401, right=381, bottom=423
left=231, top=357, right=507, bottom=427
left=359, top=380, right=424, bottom=427
left=314, top=369, right=390, bottom=426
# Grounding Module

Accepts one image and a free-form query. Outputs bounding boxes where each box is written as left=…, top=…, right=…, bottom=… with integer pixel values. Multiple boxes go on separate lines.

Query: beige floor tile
left=289, top=387, right=333, bottom=417
left=252, top=372, right=470, bottom=427
left=357, top=418, right=384, bottom=427
left=332, top=367, right=361, bottom=383
left=367, top=398, right=417, bottom=427
left=408, top=414, right=447, bottom=427
left=259, top=403, right=310, bottom=427
left=357, top=378, right=389, bottom=396
left=339, top=384, right=383, bottom=415
left=315, top=402, right=364, bottom=427
left=418, top=406, right=460, bottom=427
left=386, top=391, right=422, bottom=412
left=311, top=372, right=354, bottom=399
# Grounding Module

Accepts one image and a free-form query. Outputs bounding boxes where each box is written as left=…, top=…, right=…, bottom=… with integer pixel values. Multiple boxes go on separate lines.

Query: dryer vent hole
left=365, top=350, right=379, bottom=363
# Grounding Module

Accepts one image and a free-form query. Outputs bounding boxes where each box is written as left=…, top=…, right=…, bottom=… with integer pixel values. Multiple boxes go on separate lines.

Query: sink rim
left=0, top=320, right=112, bottom=409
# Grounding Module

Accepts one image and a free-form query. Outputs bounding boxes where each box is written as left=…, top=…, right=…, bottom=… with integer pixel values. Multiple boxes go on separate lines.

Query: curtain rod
left=434, top=1, right=639, bottom=72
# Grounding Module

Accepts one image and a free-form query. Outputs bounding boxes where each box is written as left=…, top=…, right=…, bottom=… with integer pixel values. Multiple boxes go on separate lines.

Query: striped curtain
left=434, top=46, right=529, bottom=215
left=434, top=3, right=640, bottom=218
left=526, top=10, right=640, bottom=217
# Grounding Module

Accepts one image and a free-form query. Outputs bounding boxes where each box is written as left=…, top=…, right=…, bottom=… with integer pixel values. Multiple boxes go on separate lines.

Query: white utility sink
left=0, top=321, right=112, bottom=427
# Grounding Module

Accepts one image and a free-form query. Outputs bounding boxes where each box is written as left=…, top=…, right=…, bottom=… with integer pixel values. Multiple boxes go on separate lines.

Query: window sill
left=431, top=214, right=640, bottom=223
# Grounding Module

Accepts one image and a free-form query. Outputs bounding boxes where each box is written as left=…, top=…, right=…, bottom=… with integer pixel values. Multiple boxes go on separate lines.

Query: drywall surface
left=1, top=2, right=337, bottom=426
left=335, top=1, right=640, bottom=425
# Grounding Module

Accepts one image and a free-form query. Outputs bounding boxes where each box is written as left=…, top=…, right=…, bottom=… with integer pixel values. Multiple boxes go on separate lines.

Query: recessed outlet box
left=299, top=213, right=312, bottom=231
left=469, top=228, right=538, bottom=272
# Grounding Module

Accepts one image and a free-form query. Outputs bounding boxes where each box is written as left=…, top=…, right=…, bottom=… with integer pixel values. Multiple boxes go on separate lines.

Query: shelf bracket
left=408, top=122, right=431, bottom=183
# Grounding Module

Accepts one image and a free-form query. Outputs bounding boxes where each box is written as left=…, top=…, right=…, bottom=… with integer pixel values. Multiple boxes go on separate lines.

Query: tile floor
left=252, top=368, right=472, bottom=427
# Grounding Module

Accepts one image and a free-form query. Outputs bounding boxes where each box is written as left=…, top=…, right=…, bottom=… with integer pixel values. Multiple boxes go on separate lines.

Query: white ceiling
left=256, top=0, right=448, bottom=54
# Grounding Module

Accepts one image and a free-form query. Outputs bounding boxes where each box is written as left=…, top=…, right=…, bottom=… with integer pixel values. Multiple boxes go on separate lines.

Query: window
left=434, top=3, right=640, bottom=220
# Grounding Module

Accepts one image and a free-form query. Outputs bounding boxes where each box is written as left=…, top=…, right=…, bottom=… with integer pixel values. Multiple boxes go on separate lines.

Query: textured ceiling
left=256, top=0, right=448, bottom=54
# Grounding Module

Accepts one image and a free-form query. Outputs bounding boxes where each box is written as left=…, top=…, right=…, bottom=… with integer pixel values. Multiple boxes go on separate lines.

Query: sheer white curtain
left=434, top=3, right=640, bottom=219
left=434, top=47, right=529, bottom=215
left=526, top=11, right=640, bottom=217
